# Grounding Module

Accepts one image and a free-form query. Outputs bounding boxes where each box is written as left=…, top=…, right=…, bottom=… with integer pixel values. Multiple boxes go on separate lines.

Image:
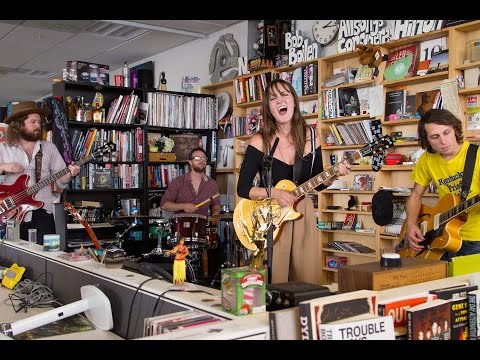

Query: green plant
left=154, top=136, right=174, bottom=152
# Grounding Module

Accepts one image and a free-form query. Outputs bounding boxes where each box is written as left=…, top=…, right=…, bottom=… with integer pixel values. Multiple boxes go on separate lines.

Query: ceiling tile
left=0, top=25, right=74, bottom=67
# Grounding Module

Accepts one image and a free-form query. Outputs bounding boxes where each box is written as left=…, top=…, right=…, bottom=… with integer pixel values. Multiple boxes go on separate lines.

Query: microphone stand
left=261, top=137, right=279, bottom=284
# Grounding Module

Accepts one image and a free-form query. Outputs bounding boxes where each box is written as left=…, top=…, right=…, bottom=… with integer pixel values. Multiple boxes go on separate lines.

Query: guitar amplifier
left=266, top=281, right=331, bottom=311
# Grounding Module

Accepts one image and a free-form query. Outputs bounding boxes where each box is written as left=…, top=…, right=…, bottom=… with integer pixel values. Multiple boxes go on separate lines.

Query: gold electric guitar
left=396, top=192, right=480, bottom=260
left=233, top=136, right=394, bottom=251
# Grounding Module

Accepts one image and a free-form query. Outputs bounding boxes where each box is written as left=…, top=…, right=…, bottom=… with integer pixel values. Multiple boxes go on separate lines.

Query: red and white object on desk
left=385, top=153, right=402, bottom=165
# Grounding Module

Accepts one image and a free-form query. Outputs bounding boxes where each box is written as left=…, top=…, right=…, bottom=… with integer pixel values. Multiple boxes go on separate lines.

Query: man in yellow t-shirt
left=405, top=109, right=480, bottom=259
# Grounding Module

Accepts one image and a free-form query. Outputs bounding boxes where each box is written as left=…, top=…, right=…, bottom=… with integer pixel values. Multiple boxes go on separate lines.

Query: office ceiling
left=0, top=20, right=243, bottom=107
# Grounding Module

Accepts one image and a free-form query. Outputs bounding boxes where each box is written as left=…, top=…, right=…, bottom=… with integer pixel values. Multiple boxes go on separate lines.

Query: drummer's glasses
left=191, top=156, right=207, bottom=161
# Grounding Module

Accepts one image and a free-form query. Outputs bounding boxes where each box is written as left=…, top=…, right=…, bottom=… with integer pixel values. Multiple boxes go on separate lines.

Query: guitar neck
left=27, top=154, right=95, bottom=196
left=441, top=193, right=480, bottom=224
left=291, top=151, right=362, bottom=198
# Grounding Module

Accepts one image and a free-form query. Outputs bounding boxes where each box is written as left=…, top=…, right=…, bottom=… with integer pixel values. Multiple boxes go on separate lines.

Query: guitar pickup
left=3, top=197, right=15, bottom=210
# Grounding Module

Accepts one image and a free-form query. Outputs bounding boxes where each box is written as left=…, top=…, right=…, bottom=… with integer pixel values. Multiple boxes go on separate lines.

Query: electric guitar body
left=233, top=136, right=395, bottom=251
left=397, top=193, right=465, bottom=260
left=0, top=142, right=116, bottom=223
left=0, top=175, right=43, bottom=221
left=233, top=179, right=301, bottom=251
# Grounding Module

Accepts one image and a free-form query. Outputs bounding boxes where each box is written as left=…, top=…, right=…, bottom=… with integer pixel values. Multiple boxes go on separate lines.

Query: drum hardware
left=210, top=218, right=237, bottom=288
left=145, top=219, right=171, bottom=257
left=113, top=219, right=138, bottom=249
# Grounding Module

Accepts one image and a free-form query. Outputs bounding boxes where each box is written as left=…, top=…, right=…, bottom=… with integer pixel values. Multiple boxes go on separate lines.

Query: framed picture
left=266, top=25, right=278, bottom=47
left=170, top=133, right=201, bottom=162
left=353, top=174, right=373, bottom=191
left=92, top=169, right=113, bottom=189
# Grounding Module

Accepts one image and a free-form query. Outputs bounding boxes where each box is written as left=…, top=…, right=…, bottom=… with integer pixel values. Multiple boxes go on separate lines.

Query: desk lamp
left=0, top=285, right=113, bottom=339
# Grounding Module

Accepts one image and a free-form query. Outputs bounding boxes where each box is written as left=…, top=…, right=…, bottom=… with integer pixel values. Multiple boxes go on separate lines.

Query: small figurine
left=253, top=21, right=264, bottom=56
left=165, top=238, right=189, bottom=286
left=347, top=195, right=357, bottom=211
left=159, top=71, right=167, bottom=91
left=65, top=96, right=76, bottom=120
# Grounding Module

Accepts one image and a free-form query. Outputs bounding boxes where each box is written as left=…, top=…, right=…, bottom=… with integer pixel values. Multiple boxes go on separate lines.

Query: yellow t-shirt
left=410, top=141, right=480, bottom=241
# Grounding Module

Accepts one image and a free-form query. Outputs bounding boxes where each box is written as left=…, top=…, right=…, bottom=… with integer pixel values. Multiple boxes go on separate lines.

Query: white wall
left=111, top=21, right=249, bottom=91
left=114, top=20, right=397, bottom=89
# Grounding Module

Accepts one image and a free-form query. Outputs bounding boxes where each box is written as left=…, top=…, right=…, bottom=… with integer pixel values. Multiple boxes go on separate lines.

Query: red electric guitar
left=0, top=142, right=116, bottom=222
left=64, top=201, right=102, bottom=250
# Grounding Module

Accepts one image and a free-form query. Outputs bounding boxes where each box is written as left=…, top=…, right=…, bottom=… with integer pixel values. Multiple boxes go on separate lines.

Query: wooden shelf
left=382, top=71, right=449, bottom=87
left=202, top=79, right=234, bottom=91
left=236, top=100, right=262, bottom=108
left=321, top=209, right=372, bottom=215
left=459, top=87, right=480, bottom=95
left=381, top=165, right=415, bottom=171
left=455, top=60, right=480, bottom=71
left=382, top=118, right=420, bottom=126
left=322, top=190, right=376, bottom=194
left=321, top=248, right=377, bottom=258
left=320, top=229, right=376, bottom=236
left=320, top=114, right=373, bottom=124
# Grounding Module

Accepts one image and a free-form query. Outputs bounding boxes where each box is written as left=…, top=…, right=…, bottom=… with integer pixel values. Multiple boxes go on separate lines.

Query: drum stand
left=114, top=220, right=137, bottom=249
left=210, top=219, right=236, bottom=287
left=147, top=221, right=170, bottom=256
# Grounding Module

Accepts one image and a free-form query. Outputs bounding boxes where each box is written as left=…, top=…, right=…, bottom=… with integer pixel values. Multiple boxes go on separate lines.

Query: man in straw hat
left=0, top=101, right=80, bottom=244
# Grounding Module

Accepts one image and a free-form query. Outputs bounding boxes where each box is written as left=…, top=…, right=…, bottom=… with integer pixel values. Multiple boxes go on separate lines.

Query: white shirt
left=0, top=140, right=67, bottom=222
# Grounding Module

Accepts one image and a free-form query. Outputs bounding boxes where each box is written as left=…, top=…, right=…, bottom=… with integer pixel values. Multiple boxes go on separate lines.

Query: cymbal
left=209, top=212, right=233, bottom=221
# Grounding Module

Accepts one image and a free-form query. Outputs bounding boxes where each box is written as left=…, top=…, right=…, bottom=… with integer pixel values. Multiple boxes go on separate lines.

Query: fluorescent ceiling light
left=100, top=20, right=206, bottom=38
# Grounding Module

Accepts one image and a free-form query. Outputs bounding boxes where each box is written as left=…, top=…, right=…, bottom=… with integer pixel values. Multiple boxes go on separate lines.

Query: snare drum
left=170, top=214, right=208, bottom=245
left=205, top=225, right=218, bottom=249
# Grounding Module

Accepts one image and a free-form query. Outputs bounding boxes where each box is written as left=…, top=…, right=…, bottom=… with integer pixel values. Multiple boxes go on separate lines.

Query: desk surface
left=6, top=240, right=477, bottom=340
left=2, top=240, right=267, bottom=340
left=0, top=285, right=123, bottom=340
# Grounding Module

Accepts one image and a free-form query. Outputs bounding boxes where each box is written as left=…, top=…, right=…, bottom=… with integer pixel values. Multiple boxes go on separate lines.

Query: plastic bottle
left=122, top=62, right=129, bottom=87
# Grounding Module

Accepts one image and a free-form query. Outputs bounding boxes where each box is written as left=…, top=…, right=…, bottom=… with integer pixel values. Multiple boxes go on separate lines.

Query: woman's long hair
left=259, top=79, right=307, bottom=157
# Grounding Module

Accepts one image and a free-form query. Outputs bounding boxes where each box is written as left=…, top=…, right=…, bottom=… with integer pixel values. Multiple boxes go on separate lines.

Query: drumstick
left=195, top=193, right=220, bottom=208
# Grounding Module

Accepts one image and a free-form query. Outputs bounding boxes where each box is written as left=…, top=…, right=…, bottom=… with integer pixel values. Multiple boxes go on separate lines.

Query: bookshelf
left=52, top=81, right=147, bottom=255
left=201, top=21, right=480, bottom=286
left=317, top=21, right=480, bottom=284
left=53, top=84, right=216, bottom=257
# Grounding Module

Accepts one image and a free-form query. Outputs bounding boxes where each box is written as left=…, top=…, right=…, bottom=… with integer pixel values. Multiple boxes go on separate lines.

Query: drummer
left=160, top=147, right=220, bottom=218
left=160, top=147, right=223, bottom=276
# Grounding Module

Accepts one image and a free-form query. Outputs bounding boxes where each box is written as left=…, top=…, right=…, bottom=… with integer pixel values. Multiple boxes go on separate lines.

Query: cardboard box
left=221, top=266, right=266, bottom=316
left=148, top=152, right=176, bottom=162
left=338, top=257, right=448, bottom=293
left=65, top=60, right=110, bottom=85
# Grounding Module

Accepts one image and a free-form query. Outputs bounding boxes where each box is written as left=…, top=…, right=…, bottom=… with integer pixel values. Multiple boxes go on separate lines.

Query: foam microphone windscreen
left=372, top=190, right=394, bottom=225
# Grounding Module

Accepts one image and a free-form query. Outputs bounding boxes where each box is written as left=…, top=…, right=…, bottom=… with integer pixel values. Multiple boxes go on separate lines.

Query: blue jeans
left=442, top=241, right=480, bottom=261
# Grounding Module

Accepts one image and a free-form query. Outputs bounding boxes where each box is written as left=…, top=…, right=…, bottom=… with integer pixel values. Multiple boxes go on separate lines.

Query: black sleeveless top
left=237, top=144, right=325, bottom=199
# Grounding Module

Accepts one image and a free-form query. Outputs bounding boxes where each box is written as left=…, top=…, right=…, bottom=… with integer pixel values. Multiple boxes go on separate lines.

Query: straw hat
left=4, top=101, right=50, bottom=124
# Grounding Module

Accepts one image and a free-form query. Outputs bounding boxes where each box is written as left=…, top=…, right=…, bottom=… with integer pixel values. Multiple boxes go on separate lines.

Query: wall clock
left=312, top=20, right=339, bottom=46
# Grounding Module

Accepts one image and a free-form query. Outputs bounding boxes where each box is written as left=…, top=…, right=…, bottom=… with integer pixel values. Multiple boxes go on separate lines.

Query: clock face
left=312, top=20, right=339, bottom=46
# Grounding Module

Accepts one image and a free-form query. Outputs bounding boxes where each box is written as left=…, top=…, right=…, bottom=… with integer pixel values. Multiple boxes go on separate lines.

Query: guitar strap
left=34, top=143, right=42, bottom=183
left=292, top=127, right=315, bottom=185
left=460, top=143, right=479, bottom=202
